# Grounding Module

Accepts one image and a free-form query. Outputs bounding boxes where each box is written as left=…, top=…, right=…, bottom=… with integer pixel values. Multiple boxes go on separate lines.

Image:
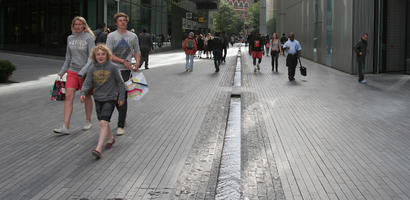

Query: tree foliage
left=213, top=2, right=243, bottom=35
left=246, top=1, right=260, bottom=33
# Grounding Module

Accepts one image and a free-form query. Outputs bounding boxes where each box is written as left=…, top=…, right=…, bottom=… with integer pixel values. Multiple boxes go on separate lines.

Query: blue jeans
left=185, top=54, right=194, bottom=71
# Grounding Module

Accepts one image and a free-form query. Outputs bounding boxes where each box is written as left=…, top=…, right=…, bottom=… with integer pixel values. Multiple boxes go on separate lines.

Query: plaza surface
left=0, top=46, right=409, bottom=200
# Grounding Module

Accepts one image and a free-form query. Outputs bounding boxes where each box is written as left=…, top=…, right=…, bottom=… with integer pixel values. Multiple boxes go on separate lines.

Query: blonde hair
left=114, top=12, right=129, bottom=23
left=91, top=44, right=112, bottom=63
left=71, top=16, right=95, bottom=39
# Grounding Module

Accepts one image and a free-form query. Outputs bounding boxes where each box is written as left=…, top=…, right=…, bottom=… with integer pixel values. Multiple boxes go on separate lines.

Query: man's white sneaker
left=83, top=121, right=92, bottom=131
left=53, top=125, right=70, bottom=135
left=117, top=128, right=125, bottom=136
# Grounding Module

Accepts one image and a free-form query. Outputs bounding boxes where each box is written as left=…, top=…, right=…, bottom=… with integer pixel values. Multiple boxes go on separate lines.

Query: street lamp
left=115, top=0, right=120, bottom=13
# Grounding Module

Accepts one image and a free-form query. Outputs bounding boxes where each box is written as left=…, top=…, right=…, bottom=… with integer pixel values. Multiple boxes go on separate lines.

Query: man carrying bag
left=283, top=32, right=302, bottom=81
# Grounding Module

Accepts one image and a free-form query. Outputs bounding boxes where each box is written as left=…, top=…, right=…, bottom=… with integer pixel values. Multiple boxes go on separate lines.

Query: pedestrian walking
left=283, top=33, right=302, bottom=81
left=53, top=16, right=95, bottom=134
left=265, top=35, right=271, bottom=57
left=222, top=32, right=229, bottom=63
left=106, top=12, right=140, bottom=135
left=182, top=32, right=197, bottom=72
left=208, top=33, right=223, bottom=72
left=138, top=29, right=153, bottom=69
left=280, top=33, right=287, bottom=56
left=354, top=33, right=368, bottom=84
left=80, top=44, right=126, bottom=159
left=247, top=33, right=254, bottom=55
left=204, top=33, right=212, bottom=59
left=270, top=33, right=281, bottom=72
left=196, top=34, right=204, bottom=58
left=251, top=33, right=264, bottom=72
left=93, top=23, right=107, bottom=44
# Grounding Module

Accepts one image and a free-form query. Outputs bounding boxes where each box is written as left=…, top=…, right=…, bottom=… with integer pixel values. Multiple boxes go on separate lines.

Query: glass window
left=0, top=0, right=83, bottom=55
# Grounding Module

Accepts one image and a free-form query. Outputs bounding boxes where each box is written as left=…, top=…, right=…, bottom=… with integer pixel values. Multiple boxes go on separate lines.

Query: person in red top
left=182, top=32, right=197, bottom=72
left=251, top=33, right=264, bottom=72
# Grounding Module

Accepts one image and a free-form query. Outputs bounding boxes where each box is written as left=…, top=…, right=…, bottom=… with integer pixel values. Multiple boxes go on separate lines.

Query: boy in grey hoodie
left=80, top=44, right=126, bottom=159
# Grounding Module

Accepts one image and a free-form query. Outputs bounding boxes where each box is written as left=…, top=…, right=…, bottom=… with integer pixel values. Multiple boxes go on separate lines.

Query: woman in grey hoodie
left=53, top=16, right=95, bottom=134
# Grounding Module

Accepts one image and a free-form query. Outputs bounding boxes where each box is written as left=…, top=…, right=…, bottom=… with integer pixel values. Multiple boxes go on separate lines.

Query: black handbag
left=298, top=57, right=307, bottom=76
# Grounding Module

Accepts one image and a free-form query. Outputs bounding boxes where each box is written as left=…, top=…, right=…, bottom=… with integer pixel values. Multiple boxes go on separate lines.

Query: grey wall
left=275, top=0, right=355, bottom=73
left=331, top=0, right=353, bottom=73
left=352, top=0, right=375, bottom=74
left=151, top=0, right=168, bottom=36
left=407, top=1, right=410, bottom=74
left=386, top=0, right=407, bottom=72
left=275, top=0, right=315, bottom=60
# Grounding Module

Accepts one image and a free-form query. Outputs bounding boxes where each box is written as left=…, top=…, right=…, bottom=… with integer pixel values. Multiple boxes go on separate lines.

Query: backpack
left=186, top=39, right=194, bottom=50
left=254, top=40, right=260, bottom=48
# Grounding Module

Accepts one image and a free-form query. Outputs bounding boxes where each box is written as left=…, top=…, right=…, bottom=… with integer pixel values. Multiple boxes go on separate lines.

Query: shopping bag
left=125, top=71, right=149, bottom=101
left=50, top=79, right=66, bottom=101
left=298, top=57, right=307, bottom=76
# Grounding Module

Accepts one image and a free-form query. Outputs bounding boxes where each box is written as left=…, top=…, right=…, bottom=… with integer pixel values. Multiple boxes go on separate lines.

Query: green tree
left=213, top=2, right=243, bottom=35
left=246, top=1, right=260, bottom=33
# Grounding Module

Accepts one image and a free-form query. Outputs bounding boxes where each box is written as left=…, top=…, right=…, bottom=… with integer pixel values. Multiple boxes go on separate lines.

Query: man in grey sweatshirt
left=106, top=12, right=141, bottom=135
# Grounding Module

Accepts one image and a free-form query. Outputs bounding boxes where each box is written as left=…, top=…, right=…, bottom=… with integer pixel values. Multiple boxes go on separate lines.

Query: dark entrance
left=374, top=0, right=409, bottom=74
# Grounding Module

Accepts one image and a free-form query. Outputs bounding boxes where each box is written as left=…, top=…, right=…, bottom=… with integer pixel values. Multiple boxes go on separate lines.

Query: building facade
left=225, top=0, right=251, bottom=21
left=274, top=0, right=410, bottom=74
left=0, top=0, right=217, bottom=56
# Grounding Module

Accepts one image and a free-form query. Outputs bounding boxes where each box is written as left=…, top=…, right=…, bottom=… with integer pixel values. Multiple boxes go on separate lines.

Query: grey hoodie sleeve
left=114, top=67, right=126, bottom=102
left=59, top=39, right=71, bottom=76
left=78, top=36, right=95, bottom=77
left=80, top=67, right=93, bottom=96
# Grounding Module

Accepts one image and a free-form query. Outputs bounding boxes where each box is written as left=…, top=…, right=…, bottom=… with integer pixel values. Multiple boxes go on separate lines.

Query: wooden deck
left=0, top=47, right=409, bottom=200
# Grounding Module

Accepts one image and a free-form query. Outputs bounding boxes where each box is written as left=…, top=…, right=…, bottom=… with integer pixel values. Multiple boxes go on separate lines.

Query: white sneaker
left=257, top=64, right=260, bottom=71
left=83, top=121, right=92, bottom=131
left=117, top=128, right=125, bottom=136
left=254, top=66, right=257, bottom=72
left=53, top=125, right=70, bottom=135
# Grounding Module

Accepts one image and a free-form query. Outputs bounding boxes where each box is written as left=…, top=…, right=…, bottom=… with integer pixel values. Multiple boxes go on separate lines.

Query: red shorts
left=252, top=51, right=263, bottom=59
left=66, top=70, right=83, bottom=90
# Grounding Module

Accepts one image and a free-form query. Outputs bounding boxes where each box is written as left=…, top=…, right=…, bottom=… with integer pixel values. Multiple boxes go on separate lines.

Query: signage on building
left=198, top=17, right=205, bottom=23
left=186, top=12, right=192, bottom=19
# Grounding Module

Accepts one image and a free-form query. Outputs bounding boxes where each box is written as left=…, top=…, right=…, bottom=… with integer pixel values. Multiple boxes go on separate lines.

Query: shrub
left=0, top=59, right=16, bottom=83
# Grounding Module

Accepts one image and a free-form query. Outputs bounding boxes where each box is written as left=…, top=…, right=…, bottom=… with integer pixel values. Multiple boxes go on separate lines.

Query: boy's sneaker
left=117, top=128, right=125, bottom=136
left=360, top=80, right=367, bottom=84
left=254, top=67, right=257, bottom=72
left=53, top=125, right=70, bottom=135
left=83, top=121, right=92, bottom=131
left=257, top=64, right=260, bottom=71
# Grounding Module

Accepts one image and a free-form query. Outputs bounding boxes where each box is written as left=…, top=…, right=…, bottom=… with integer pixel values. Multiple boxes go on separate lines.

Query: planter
left=0, top=60, right=16, bottom=83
